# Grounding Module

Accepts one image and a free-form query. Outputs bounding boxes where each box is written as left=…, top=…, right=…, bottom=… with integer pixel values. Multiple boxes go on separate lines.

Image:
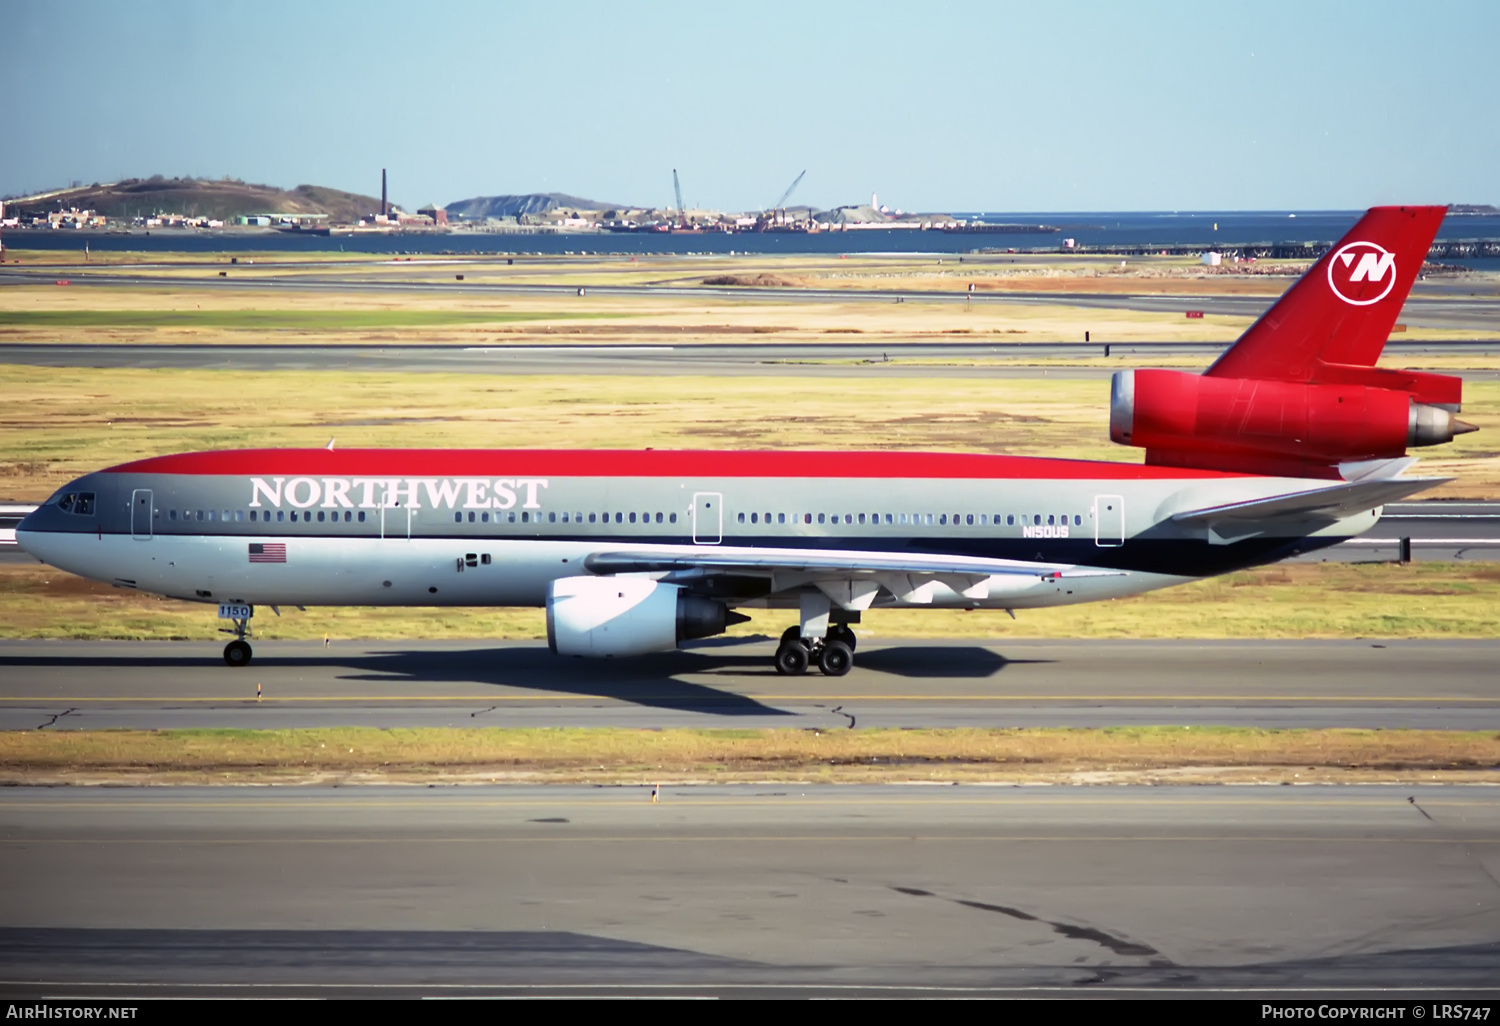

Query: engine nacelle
left=546, top=576, right=741, bottom=658
left=1110, top=369, right=1471, bottom=467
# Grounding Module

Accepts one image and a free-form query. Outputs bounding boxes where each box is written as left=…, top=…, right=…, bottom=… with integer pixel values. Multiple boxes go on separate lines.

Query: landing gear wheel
left=818, top=638, right=853, bottom=677
left=829, top=624, right=857, bottom=652
left=780, top=625, right=804, bottom=646
left=223, top=639, right=253, bottom=667
left=775, top=640, right=810, bottom=676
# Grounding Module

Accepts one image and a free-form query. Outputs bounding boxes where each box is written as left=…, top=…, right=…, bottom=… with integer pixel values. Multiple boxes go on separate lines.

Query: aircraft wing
left=583, top=544, right=1117, bottom=579
left=1170, top=476, right=1448, bottom=526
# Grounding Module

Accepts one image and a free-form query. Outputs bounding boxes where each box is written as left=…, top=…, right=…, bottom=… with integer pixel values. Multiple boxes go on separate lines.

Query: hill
left=3, top=177, right=389, bottom=222
left=445, top=192, right=627, bottom=220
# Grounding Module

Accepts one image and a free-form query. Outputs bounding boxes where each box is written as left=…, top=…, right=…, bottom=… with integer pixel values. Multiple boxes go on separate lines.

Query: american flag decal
left=248, top=542, right=287, bottom=564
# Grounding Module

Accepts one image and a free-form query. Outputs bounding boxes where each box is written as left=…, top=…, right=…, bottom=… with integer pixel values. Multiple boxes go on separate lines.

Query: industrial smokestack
left=381, top=169, right=387, bottom=217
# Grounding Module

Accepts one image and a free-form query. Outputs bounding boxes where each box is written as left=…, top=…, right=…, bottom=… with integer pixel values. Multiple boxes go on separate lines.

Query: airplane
left=17, top=206, right=1475, bottom=674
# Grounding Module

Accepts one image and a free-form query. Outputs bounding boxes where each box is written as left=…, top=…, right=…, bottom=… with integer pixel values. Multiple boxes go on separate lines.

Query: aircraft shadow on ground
left=0, top=644, right=1047, bottom=716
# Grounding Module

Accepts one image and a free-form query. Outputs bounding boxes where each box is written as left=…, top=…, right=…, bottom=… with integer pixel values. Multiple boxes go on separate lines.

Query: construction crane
left=672, top=169, right=687, bottom=228
left=772, top=170, right=806, bottom=212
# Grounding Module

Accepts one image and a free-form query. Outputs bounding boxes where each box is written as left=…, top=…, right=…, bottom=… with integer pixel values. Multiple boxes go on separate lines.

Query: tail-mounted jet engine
left=1109, top=368, right=1476, bottom=476
left=546, top=576, right=749, bottom=657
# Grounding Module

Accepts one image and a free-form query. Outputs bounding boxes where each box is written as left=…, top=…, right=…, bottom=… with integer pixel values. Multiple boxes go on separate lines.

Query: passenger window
left=749, top=513, right=756, bottom=524
left=223, top=511, right=230, bottom=522
left=629, top=512, right=637, bottom=524
left=857, top=513, right=865, bottom=525
left=1033, top=514, right=1041, bottom=525
left=738, top=513, right=745, bottom=524
left=481, top=554, right=491, bottom=565
left=777, top=513, right=785, bottom=524
left=358, top=511, right=366, bottom=523
left=290, top=511, right=297, bottom=523
left=1074, top=515, right=1082, bottom=526
left=482, top=512, right=489, bottom=523
left=548, top=512, right=556, bottom=523
left=884, top=514, right=893, bottom=524
left=508, top=512, right=516, bottom=523
left=454, top=513, right=462, bottom=523
left=817, top=513, right=825, bottom=524
left=523, top=512, right=531, bottom=523
left=207, top=510, right=216, bottom=522
left=1047, top=515, right=1055, bottom=526
left=589, top=513, right=597, bottom=523
left=615, top=512, right=623, bottom=523
left=169, top=509, right=178, bottom=521
left=277, top=511, right=286, bottom=523
left=318, top=511, right=326, bottom=522
left=1006, top=515, right=1014, bottom=526
left=939, top=514, right=947, bottom=525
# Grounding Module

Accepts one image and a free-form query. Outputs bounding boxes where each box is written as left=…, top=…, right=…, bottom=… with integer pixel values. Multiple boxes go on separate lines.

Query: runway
left=2, top=637, right=1497, bottom=731
left=1, top=785, right=1496, bottom=997
left=3, top=340, right=1499, bottom=379
left=4, top=262, right=1500, bottom=329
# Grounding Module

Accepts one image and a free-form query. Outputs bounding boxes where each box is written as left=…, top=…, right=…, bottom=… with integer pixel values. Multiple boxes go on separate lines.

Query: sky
left=4, top=0, right=1496, bottom=213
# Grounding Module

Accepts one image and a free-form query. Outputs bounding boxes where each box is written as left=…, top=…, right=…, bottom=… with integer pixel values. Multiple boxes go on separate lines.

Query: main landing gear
left=775, top=622, right=858, bottom=677
left=220, top=612, right=253, bottom=667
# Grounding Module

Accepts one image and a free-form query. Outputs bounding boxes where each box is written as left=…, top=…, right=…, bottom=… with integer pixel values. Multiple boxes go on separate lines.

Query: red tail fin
left=1205, top=205, right=1446, bottom=382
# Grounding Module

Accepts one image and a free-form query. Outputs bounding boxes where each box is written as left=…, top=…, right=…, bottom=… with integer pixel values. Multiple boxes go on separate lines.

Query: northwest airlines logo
left=248, top=477, right=549, bottom=510
left=1327, top=241, right=1397, bottom=306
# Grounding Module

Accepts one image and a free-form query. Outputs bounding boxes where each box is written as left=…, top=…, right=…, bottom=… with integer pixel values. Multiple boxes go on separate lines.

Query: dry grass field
left=2, top=725, right=1496, bottom=786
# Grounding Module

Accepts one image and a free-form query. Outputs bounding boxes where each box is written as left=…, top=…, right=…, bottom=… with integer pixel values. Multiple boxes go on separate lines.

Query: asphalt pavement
left=1, top=785, right=1496, bottom=997
left=3, top=637, right=1496, bottom=731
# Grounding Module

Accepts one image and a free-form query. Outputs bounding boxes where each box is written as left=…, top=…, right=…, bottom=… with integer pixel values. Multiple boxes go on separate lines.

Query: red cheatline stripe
left=102, top=448, right=1244, bottom=481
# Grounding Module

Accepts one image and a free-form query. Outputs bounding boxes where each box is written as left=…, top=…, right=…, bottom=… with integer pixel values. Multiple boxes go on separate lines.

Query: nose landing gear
left=220, top=611, right=254, bottom=667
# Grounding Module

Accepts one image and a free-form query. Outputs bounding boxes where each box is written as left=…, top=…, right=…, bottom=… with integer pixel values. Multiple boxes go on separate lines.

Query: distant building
left=238, top=215, right=272, bottom=226
left=417, top=204, right=448, bottom=225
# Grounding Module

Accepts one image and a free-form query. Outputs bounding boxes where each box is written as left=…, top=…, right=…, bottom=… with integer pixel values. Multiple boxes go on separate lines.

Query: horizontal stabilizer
left=1171, top=476, right=1448, bottom=526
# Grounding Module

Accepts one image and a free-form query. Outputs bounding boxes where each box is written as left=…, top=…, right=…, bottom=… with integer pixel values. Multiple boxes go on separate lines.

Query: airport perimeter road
left=2, top=340, right=1499, bottom=378
left=2, top=638, right=1497, bottom=731
left=1, top=785, right=1496, bottom=997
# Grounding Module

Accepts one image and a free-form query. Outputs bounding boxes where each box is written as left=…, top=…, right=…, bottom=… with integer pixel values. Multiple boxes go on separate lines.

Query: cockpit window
left=51, top=491, right=96, bottom=516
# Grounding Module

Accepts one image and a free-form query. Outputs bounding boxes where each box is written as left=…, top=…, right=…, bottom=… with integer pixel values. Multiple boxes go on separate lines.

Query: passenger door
left=131, top=489, right=153, bottom=540
left=1093, top=494, right=1124, bottom=547
left=692, top=492, right=722, bottom=545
